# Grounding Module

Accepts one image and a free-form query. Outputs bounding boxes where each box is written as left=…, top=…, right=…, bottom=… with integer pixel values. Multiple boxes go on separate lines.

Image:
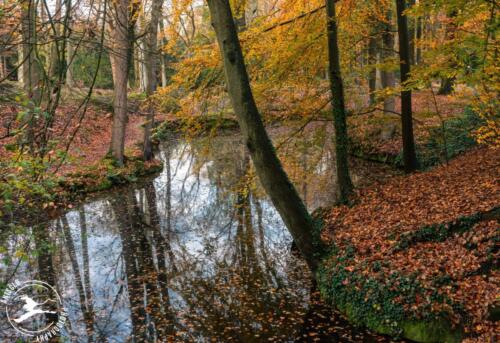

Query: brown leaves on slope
left=322, top=147, right=499, bottom=339
left=324, top=147, right=499, bottom=249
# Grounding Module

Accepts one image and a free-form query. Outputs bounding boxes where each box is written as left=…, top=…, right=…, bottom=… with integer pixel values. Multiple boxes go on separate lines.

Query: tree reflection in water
left=1, top=129, right=398, bottom=342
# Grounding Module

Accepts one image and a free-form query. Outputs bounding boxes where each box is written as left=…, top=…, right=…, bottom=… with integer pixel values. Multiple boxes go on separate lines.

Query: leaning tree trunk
left=206, top=0, right=318, bottom=272
left=325, top=0, right=353, bottom=204
left=142, top=0, right=163, bottom=160
left=395, top=0, right=418, bottom=173
left=109, top=0, right=129, bottom=165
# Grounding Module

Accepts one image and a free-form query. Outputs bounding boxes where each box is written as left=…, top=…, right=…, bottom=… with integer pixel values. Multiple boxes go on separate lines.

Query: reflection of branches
left=60, top=215, right=96, bottom=341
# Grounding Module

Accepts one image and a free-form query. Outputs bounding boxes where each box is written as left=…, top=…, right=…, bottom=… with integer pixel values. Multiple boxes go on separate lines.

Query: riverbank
left=319, top=147, right=499, bottom=342
left=0, top=89, right=165, bottom=227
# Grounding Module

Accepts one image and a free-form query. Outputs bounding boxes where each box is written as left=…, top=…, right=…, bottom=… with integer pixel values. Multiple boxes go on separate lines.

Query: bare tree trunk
left=137, top=15, right=148, bottom=92
left=245, top=0, right=258, bottom=25
left=21, top=0, right=41, bottom=152
left=0, top=56, right=5, bottom=79
left=368, top=36, right=377, bottom=106
left=133, top=45, right=142, bottom=89
left=415, top=14, right=423, bottom=64
left=142, top=0, right=163, bottom=160
left=381, top=9, right=396, bottom=113
left=66, top=39, right=75, bottom=87
left=325, top=0, right=353, bottom=203
left=159, top=16, right=169, bottom=87
left=66, top=2, right=75, bottom=88
left=109, top=0, right=130, bottom=165
left=408, top=0, right=416, bottom=65
left=21, top=0, right=41, bottom=102
left=49, top=0, right=62, bottom=79
left=233, top=0, right=247, bottom=31
left=396, top=0, right=418, bottom=172
left=17, top=45, right=24, bottom=84
left=437, top=10, right=457, bottom=95
left=206, top=0, right=319, bottom=272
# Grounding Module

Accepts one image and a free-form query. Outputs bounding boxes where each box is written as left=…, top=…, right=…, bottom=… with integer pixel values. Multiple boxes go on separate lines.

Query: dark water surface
left=1, top=128, right=400, bottom=342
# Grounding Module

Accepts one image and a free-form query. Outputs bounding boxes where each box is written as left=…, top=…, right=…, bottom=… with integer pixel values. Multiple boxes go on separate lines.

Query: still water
left=1, top=127, right=399, bottom=342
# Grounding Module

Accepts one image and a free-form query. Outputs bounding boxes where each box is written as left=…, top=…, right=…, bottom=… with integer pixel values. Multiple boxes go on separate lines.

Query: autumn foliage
left=322, top=147, right=499, bottom=340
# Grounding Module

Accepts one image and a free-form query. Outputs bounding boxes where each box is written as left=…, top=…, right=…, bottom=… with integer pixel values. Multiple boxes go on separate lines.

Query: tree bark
left=109, top=0, right=130, bottom=165
left=206, top=0, right=319, bottom=272
left=66, top=39, right=75, bottom=87
left=325, top=0, right=353, bottom=203
left=368, top=36, right=377, bottom=106
left=21, top=0, right=41, bottom=152
left=17, top=44, right=24, bottom=84
left=381, top=9, right=396, bottom=113
left=415, top=14, right=423, bottom=65
left=65, top=1, right=75, bottom=88
left=0, top=56, right=5, bottom=79
left=49, top=0, right=62, bottom=79
left=395, top=0, right=418, bottom=172
left=21, top=0, right=41, bottom=102
left=245, top=0, right=258, bottom=25
left=159, top=15, right=169, bottom=88
left=407, top=0, right=416, bottom=65
left=437, top=10, right=457, bottom=95
left=142, top=0, right=163, bottom=160
left=232, top=0, right=247, bottom=31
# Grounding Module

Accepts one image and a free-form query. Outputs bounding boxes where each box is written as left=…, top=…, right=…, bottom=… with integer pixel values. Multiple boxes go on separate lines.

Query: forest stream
left=1, top=129, right=402, bottom=342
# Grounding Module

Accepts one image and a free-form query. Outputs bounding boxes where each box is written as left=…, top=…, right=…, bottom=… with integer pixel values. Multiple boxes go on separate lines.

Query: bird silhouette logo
left=12, top=295, right=57, bottom=324
left=3, top=280, right=67, bottom=338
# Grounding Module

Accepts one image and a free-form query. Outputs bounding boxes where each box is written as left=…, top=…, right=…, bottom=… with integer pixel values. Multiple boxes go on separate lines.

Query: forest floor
left=321, top=146, right=499, bottom=342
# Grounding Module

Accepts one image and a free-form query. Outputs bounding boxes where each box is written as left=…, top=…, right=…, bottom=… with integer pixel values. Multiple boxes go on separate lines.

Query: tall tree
left=158, top=13, right=169, bottom=88
left=437, top=9, right=457, bottom=95
left=65, top=0, right=76, bottom=88
left=48, top=0, right=62, bottom=79
left=109, top=0, right=130, bottom=165
left=20, top=0, right=41, bottom=152
left=395, top=0, right=418, bottom=172
left=408, top=0, right=416, bottom=65
left=368, top=36, right=378, bottom=106
left=325, top=0, right=353, bottom=203
left=415, top=9, right=423, bottom=65
left=381, top=8, right=396, bottom=113
left=142, top=0, right=163, bottom=160
left=206, top=0, right=318, bottom=272
left=20, top=0, right=40, bottom=102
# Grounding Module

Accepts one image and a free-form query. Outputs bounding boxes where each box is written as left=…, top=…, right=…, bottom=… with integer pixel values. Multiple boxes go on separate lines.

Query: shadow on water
left=1, top=126, right=402, bottom=342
